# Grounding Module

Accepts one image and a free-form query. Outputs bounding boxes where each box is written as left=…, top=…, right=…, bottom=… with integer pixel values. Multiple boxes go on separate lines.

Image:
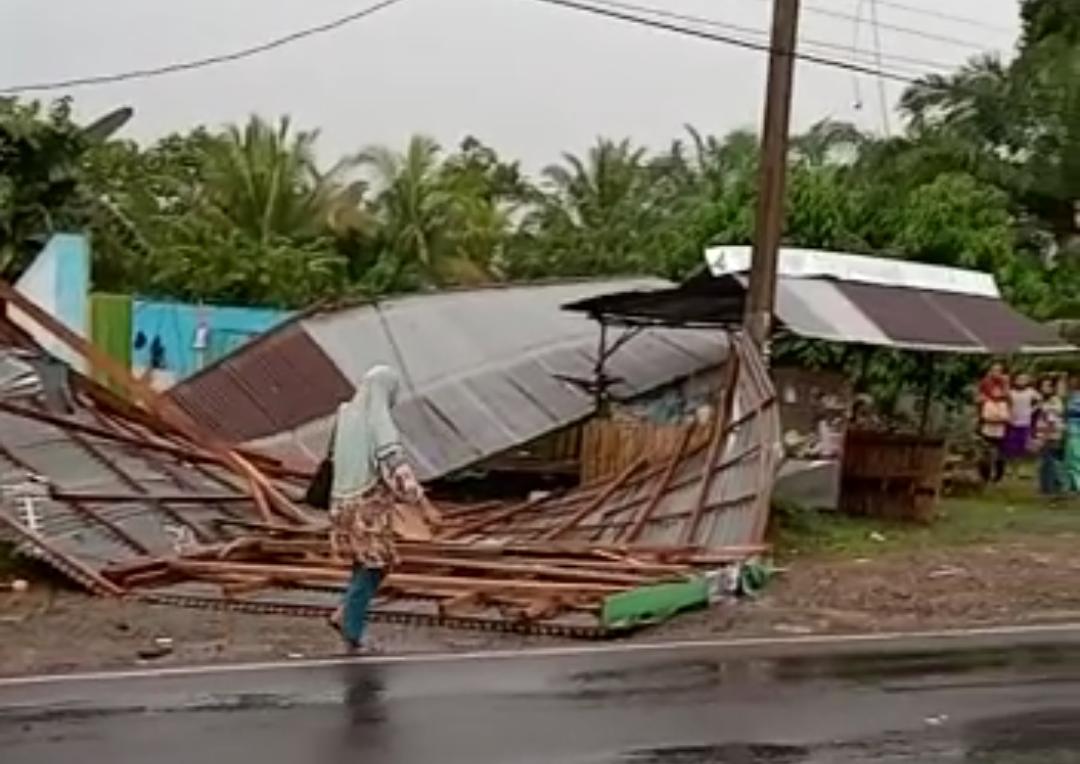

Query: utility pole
left=744, top=0, right=801, bottom=349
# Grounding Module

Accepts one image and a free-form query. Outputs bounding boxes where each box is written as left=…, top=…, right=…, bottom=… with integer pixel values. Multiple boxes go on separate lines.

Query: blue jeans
left=1039, top=443, right=1065, bottom=496
left=342, top=565, right=383, bottom=644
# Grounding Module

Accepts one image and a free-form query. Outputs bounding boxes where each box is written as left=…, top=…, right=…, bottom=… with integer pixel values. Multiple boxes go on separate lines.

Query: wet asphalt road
left=5, top=633, right=1080, bottom=763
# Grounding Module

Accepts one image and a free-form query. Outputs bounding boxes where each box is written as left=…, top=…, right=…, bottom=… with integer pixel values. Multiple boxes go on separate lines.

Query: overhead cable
left=0, top=0, right=409, bottom=95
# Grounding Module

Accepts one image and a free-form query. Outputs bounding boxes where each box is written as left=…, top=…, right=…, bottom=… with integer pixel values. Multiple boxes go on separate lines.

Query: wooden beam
left=682, top=352, right=741, bottom=545
left=444, top=492, right=558, bottom=539
left=0, top=281, right=307, bottom=525
left=168, top=560, right=628, bottom=595
left=623, top=423, right=696, bottom=543
left=64, top=429, right=216, bottom=544
left=542, top=455, right=647, bottom=541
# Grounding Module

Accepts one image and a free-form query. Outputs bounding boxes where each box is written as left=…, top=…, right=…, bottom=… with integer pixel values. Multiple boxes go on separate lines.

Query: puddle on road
left=620, top=743, right=809, bottom=763
left=610, top=709, right=1080, bottom=764
left=770, top=644, right=1080, bottom=685
left=566, top=644, right=1080, bottom=703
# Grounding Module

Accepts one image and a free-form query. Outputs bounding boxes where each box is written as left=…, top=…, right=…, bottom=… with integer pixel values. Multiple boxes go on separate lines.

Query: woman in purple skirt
left=1005, top=373, right=1040, bottom=464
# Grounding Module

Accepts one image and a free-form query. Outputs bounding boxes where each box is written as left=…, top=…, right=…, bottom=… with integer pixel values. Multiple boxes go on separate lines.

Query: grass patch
left=772, top=482, right=1080, bottom=560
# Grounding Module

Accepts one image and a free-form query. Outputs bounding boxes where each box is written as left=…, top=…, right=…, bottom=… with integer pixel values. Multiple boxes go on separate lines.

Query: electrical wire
left=0, top=0, right=409, bottom=95
left=867, top=0, right=893, bottom=134
left=850, top=0, right=866, bottom=111
left=774, top=0, right=1004, bottom=51
left=583, top=0, right=958, bottom=76
left=865, top=0, right=1012, bottom=34
left=527, top=0, right=941, bottom=86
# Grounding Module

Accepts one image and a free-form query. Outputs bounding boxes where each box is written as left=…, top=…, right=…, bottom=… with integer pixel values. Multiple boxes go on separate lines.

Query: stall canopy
left=565, top=247, right=1073, bottom=355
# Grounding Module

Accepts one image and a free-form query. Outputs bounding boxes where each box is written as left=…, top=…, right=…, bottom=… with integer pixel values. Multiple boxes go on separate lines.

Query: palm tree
left=542, top=139, right=650, bottom=228
left=900, top=55, right=1022, bottom=151
left=900, top=49, right=1080, bottom=252
left=358, top=135, right=497, bottom=286
left=790, top=120, right=867, bottom=167
left=201, top=115, right=357, bottom=245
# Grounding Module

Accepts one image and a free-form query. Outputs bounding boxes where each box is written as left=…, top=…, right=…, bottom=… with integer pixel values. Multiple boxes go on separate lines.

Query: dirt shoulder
left=4, top=491, right=1080, bottom=678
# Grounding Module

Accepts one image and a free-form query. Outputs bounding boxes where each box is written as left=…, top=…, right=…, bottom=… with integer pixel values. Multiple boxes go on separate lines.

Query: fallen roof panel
left=170, top=279, right=728, bottom=480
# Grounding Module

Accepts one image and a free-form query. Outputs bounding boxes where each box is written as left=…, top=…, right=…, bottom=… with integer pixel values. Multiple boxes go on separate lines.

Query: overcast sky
left=1, top=0, right=1021, bottom=173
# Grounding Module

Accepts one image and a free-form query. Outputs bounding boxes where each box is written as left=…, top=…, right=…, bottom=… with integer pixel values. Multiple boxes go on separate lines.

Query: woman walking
left=328, top=366, right=423, bottom=652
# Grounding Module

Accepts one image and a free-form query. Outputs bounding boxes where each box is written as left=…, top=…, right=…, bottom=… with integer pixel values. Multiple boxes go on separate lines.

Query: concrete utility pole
left=744, top=0, right=801, bottom=349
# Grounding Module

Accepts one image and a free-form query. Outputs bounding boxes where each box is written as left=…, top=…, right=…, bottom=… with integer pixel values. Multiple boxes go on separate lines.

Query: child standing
left=978, top=378, right=1010, bottom=484
left=1034, top=375, right=1065, bottom=496
left=1004, top=373, right=1040, bottom=465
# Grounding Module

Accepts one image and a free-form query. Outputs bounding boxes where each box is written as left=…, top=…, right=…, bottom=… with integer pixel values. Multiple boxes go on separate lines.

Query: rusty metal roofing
left=170, top=324, right=355, bottom=443
left=169, top=280, right=729, bottom=480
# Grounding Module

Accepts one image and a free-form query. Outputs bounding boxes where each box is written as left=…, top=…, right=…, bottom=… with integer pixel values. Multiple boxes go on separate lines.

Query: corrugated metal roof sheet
left=174, top=280, right=728, bottom=481
left=170, top=324, right=355, bottom=442
left=472, top=332, right=780, bottom=549
left=565, top=262, right=1071, bottom=355
left=0, top=403, right=249, bottom=591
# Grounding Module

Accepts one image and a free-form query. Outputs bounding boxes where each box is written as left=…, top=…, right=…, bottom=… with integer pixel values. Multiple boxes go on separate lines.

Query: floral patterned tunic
left=329, top=447, right=421, bottom=569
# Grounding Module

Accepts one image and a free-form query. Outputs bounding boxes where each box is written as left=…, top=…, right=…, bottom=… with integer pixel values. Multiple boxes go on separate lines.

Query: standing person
left=1004, top=373, right=1040, bottom=468
left=1034, top=375, right=1065, bottom=497
left=328, top=366, right=423, bottom=652
left=978, top=377, right=1010, bottom=484
left=1064, top=374, right=1080, bottom=493
left=978, top=362, right=1009, bottom=405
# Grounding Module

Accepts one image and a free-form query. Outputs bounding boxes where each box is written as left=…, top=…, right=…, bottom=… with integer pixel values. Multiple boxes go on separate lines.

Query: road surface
left=4, top=630, right=1080, bottom=763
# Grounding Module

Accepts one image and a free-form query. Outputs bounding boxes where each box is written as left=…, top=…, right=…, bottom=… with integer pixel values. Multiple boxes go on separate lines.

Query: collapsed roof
left=167, top=279, right=730, bottom=480
left=565, top=247, right=1072, bottom=355
left=0, top=280, right=780, bottom=637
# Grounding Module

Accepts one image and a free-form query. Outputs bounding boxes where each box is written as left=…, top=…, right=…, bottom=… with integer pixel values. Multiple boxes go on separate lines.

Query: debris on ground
left=0, top=284, right=780, bottom=639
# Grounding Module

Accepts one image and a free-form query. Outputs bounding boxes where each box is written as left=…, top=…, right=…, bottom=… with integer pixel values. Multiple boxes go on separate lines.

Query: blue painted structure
left=131, top=299, right=292, bottom=384
left=12, top=234, right=91, bottom=372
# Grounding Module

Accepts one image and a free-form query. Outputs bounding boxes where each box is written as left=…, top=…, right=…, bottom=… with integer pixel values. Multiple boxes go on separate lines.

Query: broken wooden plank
left=623, top=423, right=696, bottom=543
left=542, top=455, right=647, bottom=541
left=683, top=352, right=740, bottom=545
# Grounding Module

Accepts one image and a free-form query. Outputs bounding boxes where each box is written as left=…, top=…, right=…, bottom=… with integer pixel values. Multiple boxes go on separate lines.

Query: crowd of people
left=977, top=362, right=1080, bottom=496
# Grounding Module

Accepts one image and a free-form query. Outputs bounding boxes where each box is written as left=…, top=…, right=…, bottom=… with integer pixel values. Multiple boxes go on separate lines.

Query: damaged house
left=0, top=278, right=780, bottom=637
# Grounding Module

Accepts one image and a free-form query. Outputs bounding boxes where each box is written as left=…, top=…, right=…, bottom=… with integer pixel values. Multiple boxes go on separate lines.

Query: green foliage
left=0, top=0, right=1076, bottom=342
left=0, top=98, right=89, bottom=278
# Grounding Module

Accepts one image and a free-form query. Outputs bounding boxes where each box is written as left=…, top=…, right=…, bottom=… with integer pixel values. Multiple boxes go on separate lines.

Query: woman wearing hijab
left=328, top=366, right=423, bottom=652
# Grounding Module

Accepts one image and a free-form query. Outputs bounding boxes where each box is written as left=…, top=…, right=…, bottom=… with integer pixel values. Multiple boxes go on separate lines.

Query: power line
left=866, top=0, right=1013, bottom=34
left=527, top=0, right=935, bottom=86
left=780, top=0, right=1004, bottom=52
left=586, top=0, right=957, bottom=76
left=0, top=0, right=409, bottom=95
left=867, top=0, right=892, bottom=134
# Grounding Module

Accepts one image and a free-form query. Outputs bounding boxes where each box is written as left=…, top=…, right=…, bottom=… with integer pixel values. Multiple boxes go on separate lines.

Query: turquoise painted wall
left=131, top=299, right=292, bottom=384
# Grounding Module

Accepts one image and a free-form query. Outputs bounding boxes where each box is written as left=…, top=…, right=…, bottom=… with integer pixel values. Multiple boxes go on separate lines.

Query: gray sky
left=1, top=0, right=1021, bottom=173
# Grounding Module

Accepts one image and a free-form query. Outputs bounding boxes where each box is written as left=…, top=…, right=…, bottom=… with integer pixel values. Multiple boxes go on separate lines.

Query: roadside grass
left=772, top=480, right=1080, bottom=560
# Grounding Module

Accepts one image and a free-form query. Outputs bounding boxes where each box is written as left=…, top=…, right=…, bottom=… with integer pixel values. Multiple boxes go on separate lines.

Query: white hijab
left=330, top=365, right=403, bottom=499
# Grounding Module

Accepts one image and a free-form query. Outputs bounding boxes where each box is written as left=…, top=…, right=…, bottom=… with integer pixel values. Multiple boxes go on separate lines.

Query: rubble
left=0, top=282, right=780, bottom=638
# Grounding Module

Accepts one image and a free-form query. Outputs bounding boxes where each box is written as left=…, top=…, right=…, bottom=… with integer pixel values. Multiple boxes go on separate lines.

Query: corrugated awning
left=565, top=253, right=1072, bottom=355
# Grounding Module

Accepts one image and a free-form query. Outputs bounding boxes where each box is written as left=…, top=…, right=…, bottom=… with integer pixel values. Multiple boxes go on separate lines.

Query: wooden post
left=744, top=0, right=802, bottom=349
left=919, top=353, right=936, bottom=436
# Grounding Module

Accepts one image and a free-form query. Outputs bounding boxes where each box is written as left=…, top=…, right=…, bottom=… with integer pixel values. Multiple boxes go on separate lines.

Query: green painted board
left=601, top=577, right=709, bottom=631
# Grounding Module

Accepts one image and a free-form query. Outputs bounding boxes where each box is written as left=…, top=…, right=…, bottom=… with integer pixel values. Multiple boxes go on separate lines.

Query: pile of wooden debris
left=0, top=282, right=779, bottom=637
